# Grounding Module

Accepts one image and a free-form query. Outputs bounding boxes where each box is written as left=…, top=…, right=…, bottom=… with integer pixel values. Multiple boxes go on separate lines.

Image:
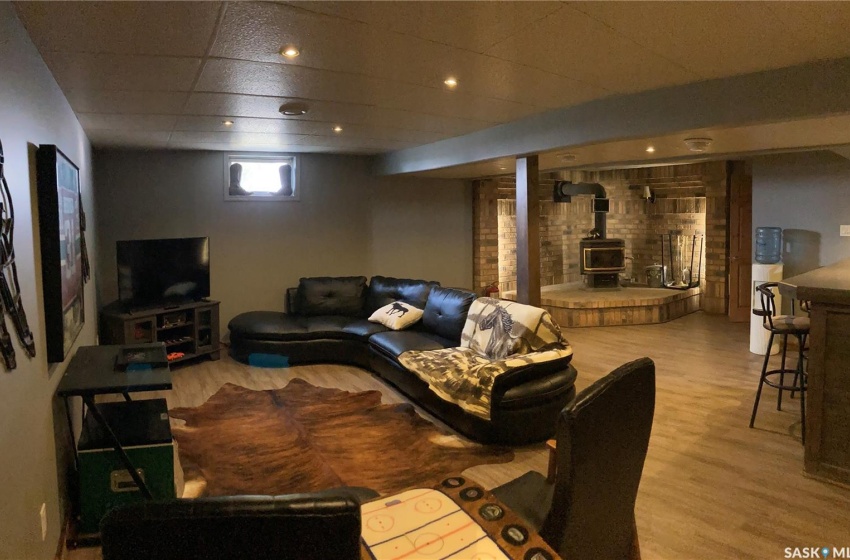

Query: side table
left=56, top=344, right=172, bottom=539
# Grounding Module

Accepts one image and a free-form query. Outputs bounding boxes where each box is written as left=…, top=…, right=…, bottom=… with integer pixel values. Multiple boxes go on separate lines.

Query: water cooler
left=750, top=263, right=783, bottom=355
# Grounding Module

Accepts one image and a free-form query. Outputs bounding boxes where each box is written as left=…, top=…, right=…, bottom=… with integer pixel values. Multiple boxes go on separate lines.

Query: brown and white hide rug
left=169, top=379, right=514, bottom=497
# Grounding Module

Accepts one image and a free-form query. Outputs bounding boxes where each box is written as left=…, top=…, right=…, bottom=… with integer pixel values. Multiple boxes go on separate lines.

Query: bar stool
left=749, top=282, right=809, bottom=443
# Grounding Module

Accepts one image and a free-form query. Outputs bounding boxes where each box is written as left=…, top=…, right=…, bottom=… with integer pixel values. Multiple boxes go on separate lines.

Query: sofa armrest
left=285, top=287, right=299, bottom=314
left=491, top=358, right=576, bottom=407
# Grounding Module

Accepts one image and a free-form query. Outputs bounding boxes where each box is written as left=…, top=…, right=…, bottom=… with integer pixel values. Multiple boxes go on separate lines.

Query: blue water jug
left=755, top=227, right=782, bottom=264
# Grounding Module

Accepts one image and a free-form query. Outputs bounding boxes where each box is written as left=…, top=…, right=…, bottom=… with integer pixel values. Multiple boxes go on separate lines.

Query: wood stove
left=580, top=238, right=626, bottom=289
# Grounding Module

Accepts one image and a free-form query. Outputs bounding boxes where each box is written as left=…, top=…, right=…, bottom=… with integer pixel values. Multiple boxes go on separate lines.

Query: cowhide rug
left=169, top=379, right=514, bottom=497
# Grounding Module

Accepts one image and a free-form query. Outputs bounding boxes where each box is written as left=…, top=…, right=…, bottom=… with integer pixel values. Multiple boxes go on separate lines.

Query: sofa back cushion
left=296, top=276, right=367, bottom=317
left=366, top=276, right=440, bottom=315
left=422, top=287, right=476, bottom=343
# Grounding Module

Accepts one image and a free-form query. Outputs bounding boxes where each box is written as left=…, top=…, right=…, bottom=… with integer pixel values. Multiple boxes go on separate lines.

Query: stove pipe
left=553, top=181, right=609, bottom=238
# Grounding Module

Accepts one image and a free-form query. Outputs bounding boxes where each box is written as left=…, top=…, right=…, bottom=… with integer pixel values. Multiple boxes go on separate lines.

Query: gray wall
left=370, top=176, right=472, bottom=289
left=94, top=150, right=471, bottom=327
left=752, top=151, right=850, bottom=278
left=0, top=5, right=97, bottom=559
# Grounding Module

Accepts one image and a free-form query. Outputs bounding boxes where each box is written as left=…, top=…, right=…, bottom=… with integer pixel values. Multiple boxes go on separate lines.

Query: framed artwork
left=36, top=145, right=84, bottom=363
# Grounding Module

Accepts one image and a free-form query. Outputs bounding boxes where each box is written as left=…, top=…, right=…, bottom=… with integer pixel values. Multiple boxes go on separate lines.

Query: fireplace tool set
left=660, top=233, right=704, bottom=290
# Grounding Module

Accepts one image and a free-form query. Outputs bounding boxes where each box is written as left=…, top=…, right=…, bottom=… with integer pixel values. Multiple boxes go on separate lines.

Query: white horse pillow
left=368, top=301, right=424, bottom=330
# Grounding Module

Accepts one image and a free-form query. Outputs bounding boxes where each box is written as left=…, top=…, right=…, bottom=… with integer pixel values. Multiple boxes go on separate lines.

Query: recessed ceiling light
left=684, top=137, right=713, bottom=152
left=646, top=146, right=656, bottom=153
left=222, top=120, right=234, bottom=127
left=559, top=153, right=577, bottom=162
left=444, top=77, right=458, bottom=88
left=333, top=126, right=343, bottom=133
left=280, top=45, right=300, bottom=58
left=498, top=166, right=507, bottom=170
left=279, top=102, right=308, bottom=116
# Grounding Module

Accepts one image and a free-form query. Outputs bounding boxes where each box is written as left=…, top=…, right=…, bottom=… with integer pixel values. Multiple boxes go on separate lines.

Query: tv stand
left=101, top=300, right=220, bottom=364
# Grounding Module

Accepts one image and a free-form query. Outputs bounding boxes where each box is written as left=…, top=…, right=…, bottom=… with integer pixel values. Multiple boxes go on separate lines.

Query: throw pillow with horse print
left=461, top=297, right=568, bottom=360
left=368, top=301, right=424, bottom=330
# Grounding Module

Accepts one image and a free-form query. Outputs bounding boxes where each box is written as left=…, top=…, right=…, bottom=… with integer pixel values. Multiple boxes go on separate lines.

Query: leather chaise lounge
left=228, top=276, right=577, bottom=445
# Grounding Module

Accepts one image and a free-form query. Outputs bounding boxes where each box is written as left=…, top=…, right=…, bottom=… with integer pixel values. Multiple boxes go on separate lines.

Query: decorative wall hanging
left=0, top=139, right=36, bottom=370
left=36, top=145, right=86, bottom=363
left=0, top=139, right=36, bottom=368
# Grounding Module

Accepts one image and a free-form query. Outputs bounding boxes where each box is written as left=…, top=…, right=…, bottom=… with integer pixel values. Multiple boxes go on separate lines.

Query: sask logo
left=785, top=548, right=848, bottom=559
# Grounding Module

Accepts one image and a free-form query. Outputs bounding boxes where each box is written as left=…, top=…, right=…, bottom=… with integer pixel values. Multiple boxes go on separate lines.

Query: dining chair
left=492, top=357, right=656, bottom=560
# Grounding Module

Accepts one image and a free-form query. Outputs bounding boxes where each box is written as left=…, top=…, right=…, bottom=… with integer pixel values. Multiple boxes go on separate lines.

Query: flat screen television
left=117, top=237, right=210, bottom=308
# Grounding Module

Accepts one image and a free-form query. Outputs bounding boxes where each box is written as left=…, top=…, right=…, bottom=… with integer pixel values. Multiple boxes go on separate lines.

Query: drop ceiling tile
left=86, top=129, right=171, bottom=148
left=381, top=86, right=541, bottom=123
left=285, top=1, right=562, bottom=53
left=195, top=59, right=536, bottom=122
left=326, top=125, right=447, bottom=143
left=767, top=2, right=850, bottom=62
left=304, top=135, right=419, bottom=151
left=211, top=2, right=369, bottom=66
left=172, top=116, right=447, bottom=146
left=169, top=131, right=312, bottom=146
left=174, top=115, right=327, bottom=135
left=183, top=93, right=495, bottom=136
left=568, top=2, right=807, bottom=80
left=64, top=89, right=188, bottom=114
left=195, top=58, right=399, bottom=106
left=212, top=2, right=595, bottom=109
left=185, top=92, right=327, bottom=119
left=78, top=113, right=178, bottom=131
left=42, top=52, right=201, bottom=92
left=213, top=2, right=421, bottom=83
left=486, top=5, right=698, bottom=93
left=436, top=49, right=607, bottom=109
left=166, top=142, right=344, bottom=154
left=361, top=109, right=493, bottom=136
left=15, top=1, right=221, bottom=57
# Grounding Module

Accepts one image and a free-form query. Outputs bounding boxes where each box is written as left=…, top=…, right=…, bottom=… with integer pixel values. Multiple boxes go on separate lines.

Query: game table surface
left=359, top=477, right=560, bottom=560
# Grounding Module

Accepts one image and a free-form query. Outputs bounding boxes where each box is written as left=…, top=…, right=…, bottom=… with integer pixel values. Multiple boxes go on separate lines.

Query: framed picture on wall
left=36, top=145, right=84, bottom=363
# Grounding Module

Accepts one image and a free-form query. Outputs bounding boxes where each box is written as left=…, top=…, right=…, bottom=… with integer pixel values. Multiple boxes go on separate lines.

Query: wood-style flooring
left=66, top=312, right=850, bottom=560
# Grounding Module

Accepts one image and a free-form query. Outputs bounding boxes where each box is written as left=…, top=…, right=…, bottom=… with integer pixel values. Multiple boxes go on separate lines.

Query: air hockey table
left=360, top=476, right=561, bottom=560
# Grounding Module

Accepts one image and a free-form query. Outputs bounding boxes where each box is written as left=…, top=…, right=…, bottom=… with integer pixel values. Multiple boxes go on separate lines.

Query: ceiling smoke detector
left=279, top=102, right=309, bottom=116
left=684, top=137, right=713, bottom=152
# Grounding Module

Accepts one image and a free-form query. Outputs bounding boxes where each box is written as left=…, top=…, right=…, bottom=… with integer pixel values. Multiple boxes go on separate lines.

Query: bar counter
left=780, top=259, right=850, bottom=486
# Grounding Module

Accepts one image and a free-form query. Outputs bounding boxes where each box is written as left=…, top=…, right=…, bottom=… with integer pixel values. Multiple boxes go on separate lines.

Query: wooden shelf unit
left=101, top=300, right=221, bottom=364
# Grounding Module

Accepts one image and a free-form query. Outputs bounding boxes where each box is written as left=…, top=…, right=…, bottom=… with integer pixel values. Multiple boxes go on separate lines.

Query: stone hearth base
left=503, top=283, right=701, bottom=327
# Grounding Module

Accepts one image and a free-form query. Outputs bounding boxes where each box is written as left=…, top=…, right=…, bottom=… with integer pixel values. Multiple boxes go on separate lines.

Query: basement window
left=224, top=154, right=299, bottom=201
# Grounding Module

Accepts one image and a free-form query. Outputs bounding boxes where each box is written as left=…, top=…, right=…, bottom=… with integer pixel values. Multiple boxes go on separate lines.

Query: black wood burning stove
left=553, top=181, right=627, bottom=290
left=580, top=238, right=626, bottom=289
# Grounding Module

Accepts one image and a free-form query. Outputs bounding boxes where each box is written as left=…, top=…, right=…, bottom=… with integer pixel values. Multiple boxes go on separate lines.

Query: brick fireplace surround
left=472, top=162, right=729, bottom=316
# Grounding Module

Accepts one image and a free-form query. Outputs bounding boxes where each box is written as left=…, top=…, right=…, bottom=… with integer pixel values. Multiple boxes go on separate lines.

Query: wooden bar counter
left=780, top=258, right=850, bottom=486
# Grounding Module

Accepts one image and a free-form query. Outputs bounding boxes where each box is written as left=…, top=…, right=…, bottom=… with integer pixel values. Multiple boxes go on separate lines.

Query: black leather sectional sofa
left=228, top=276, right=577, bottom=445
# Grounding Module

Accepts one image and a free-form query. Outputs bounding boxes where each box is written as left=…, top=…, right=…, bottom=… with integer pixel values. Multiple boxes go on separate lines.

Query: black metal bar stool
left=749, top=282, right=809, bottom=443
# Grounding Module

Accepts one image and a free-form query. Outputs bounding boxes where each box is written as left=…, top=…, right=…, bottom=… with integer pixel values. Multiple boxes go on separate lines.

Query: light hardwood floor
left=67, top=312, right=850, bottom=559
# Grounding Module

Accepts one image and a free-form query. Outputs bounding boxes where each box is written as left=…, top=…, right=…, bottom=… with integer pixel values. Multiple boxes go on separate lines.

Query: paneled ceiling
left=14, top=1, right=850, bottom=162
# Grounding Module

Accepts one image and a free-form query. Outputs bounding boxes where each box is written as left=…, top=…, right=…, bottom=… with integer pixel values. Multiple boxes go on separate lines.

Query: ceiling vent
left=684, top=137, right=713, bottom=152
left=279, top=102, right=309, bottom=116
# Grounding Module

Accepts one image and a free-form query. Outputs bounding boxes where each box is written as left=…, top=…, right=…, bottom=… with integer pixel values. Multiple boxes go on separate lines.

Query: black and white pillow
left=368, top=301, right=423, bottom=330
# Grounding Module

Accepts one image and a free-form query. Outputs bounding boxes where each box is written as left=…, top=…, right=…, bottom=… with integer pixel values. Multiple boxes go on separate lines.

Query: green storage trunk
left=77, top=398, right=175, bottom=534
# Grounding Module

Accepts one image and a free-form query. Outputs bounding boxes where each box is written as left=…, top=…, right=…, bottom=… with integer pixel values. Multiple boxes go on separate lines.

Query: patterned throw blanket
left=398, top=298, right=573, bottom=420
